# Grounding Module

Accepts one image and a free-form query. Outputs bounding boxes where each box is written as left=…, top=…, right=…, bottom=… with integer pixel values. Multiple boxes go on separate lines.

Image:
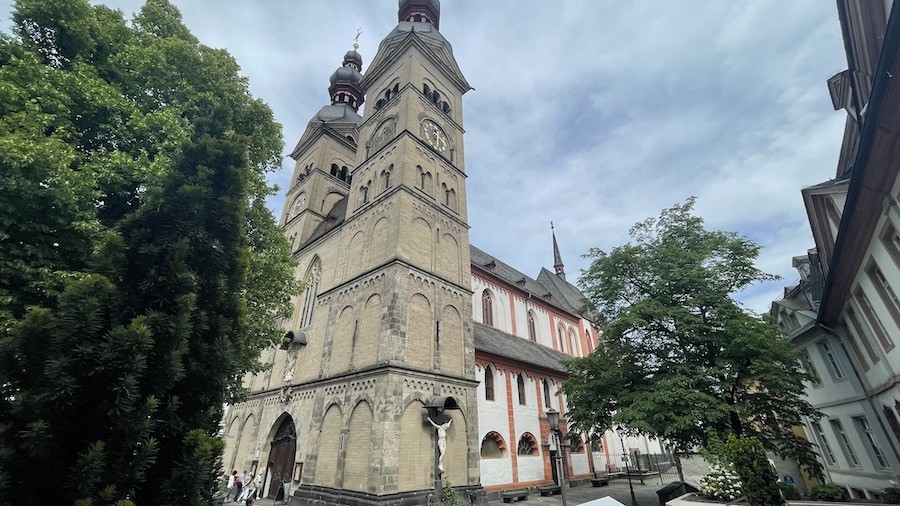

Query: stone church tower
left=227, top=1, right=482, bottom=504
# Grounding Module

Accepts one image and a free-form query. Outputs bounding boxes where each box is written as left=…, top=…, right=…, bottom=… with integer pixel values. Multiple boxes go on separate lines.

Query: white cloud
left=0, top=0, right=849, bottom=314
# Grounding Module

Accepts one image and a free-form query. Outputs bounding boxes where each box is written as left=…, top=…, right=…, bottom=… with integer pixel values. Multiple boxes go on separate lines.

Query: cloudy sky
left=1, top=1, right=849, bottom=313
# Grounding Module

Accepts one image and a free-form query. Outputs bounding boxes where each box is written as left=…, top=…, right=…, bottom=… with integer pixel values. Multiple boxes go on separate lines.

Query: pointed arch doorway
left=265, top=415, right=297, bottom=499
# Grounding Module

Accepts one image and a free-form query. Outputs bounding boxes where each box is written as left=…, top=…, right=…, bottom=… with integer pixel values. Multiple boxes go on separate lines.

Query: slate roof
left=536, top=268, right=592, bottom=318
left=473, top=322, right=570, bottom=374
left=298, top=195, right=349, bottom=250
left=469, top=245, right=561, bottom=308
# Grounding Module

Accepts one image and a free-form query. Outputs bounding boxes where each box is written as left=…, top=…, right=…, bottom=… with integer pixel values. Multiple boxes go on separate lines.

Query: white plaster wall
left=571, top=453, right=589, bottom=475
left=533, top=307, right=552, bottom=348
left=511, top=297, right=552, bottom=347
left=821, top=401, right=895, bottom=472
left=512, top=373, right=544, bottom=482
left=471, top=276, right=511, bottom=333
left=799, top=337, right=860, bottom=406
left=481, top=457, right=513, bottom=486
left=518, top=455, right=544, bottom=482
left=476, top=365, right=511, bottom=445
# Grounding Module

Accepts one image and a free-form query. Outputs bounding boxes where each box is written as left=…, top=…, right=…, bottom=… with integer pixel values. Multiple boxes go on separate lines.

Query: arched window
left=482, top=290, right=494, bottom=326
left=590, top=434, right=603, bottom=452
left=423, top=83, right=431, bottom=96
left=300, top=259, right=322, bottom=328
left=570, top=435, right=585, bottom=453
left=381, top=165, right=393, bottom=192
left=557, top=325, right=566, bottom=352
left=360, top=183, right=370, bottom=205
left=330, top=163, right=339, bottom=177
left=517, top=433, right=538, bottom=456
left=480, top=431, right=506, bottom=458
left=569, top=330, right=579, bottom=357
left=517, top=374, right=526, bottom=405
left=527, top=312, right=537, bottom=342
left=542, top=379, right=551, bottom=408
left=417, top=165, right=432, bottom=195
left=446, top=188, right=456, bottom=211
left=484, top=366, right=495, bottom=401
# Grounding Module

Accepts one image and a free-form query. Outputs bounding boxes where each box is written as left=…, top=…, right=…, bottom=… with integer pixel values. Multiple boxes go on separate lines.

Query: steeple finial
left=353, top=28, right=362, bottom=50
left=552, top=222, right=566, bottom=281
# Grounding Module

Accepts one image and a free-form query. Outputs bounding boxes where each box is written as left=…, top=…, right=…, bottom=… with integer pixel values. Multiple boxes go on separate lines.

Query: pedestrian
left=237, top=476, right=251, bottom=503
left=228, top=470, right=236, bottom=491
left=233, top=470, right=243, bottom=502
left=254, top=472, right=264, bottom=499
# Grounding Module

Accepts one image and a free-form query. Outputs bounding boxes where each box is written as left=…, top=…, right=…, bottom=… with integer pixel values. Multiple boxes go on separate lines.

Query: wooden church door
left=266, top=416, right=297, bottom=498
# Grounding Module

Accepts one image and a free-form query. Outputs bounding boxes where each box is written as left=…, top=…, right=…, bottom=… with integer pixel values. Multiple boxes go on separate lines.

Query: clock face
left=422, top=120, right=448, bottom=152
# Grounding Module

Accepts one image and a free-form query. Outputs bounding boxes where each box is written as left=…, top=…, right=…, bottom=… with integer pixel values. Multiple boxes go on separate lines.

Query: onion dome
left=399, top=0, right=440, bottom=30
left=343, top=50, right=362, bottom=72
left=328, top=49, right=364, bottom=111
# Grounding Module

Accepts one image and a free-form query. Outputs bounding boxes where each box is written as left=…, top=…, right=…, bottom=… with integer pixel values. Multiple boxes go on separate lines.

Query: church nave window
left=484, top=365, right=495, bottom=401
left=542, top=379, right=552, bottom=408
left=480, top=432, right=506, bottom=459
left=527, top=311, right=537, bottom=342
left=516, top=374, right=526, bottom=405
left=481, top=290, right=494, bottom=326
left=517, top=433, right=538, bottom=456
left=569, top=435, right=585, bottom=453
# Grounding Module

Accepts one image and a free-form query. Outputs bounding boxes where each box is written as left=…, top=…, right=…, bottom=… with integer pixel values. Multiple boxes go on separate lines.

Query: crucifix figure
left=427, top=413, right=452, bottom=473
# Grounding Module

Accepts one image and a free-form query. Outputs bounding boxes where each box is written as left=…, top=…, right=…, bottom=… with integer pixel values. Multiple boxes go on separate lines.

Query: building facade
left=772, top=0, right=900, bottom=500
left=220, top=2, right=664, bottom=504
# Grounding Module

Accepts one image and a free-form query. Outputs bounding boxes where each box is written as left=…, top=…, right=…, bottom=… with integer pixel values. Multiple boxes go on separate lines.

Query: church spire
left=328, top=40, right=365, bottom=111
left=552, top=222, right=566, bottom=281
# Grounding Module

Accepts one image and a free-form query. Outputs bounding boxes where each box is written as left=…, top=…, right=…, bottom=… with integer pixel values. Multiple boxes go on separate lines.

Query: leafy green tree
left=561, top=198, right=822, bottom=478
left=0, top=0, right=298, bottom=503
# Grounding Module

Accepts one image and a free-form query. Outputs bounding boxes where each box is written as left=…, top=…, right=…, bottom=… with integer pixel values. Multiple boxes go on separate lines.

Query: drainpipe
left=819, top=324, right=900, bottom=465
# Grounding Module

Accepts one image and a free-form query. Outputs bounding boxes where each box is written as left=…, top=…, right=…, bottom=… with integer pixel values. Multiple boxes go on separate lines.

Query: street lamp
left=616, top=427, right=637, bottom=506
left=546, top=409, right=568, bottom=506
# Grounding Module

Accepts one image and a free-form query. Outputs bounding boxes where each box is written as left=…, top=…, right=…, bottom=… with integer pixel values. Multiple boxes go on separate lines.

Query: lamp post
left=617, top=428, right=637, bottom=506
left=546, top=409, right=568, bottom=506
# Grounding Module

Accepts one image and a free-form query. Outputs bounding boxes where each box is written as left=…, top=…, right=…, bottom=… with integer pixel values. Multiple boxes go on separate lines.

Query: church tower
left=280, top=50, right=364, bottom=252
left=281, top=1, right=482, bottom=504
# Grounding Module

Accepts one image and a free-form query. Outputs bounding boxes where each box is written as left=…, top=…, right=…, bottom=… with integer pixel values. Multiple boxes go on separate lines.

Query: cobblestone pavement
left=225, top=480, right=668, bottom=506
left=486, top=481, right=663, bottom=506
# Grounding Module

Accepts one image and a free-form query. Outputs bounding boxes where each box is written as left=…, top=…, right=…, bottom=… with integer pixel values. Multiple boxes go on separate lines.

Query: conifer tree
left=0, top=1, right=297, bottom=503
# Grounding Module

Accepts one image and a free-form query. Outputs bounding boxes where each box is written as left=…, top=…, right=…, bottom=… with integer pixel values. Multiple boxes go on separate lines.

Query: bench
left=500, top=490, right=529, bottom=503
left=591, top=477, right=610, bottom=487
left=538, top=485, right=561, bottom=496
